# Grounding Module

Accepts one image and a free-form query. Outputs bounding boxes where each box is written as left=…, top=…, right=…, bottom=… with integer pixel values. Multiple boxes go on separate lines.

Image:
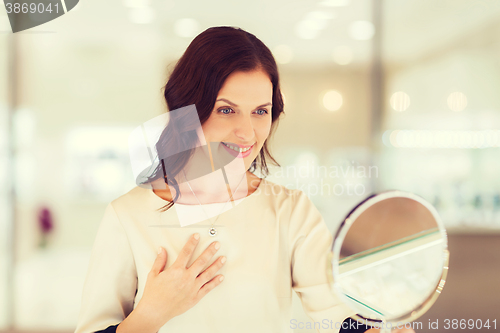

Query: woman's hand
left=135, top=233, right=226, bottom=328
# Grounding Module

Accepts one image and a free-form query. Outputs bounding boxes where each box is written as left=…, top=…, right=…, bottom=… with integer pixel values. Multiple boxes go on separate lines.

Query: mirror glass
left=331, top=192, right=448, bottom=324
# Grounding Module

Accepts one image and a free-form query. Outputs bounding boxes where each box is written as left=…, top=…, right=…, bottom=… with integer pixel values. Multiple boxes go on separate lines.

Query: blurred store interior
left=1, top=0, right=500, bottom=332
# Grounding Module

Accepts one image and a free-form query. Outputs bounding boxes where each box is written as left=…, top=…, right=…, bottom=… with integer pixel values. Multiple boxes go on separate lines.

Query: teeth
left=222, top=142, right=253, bottom=153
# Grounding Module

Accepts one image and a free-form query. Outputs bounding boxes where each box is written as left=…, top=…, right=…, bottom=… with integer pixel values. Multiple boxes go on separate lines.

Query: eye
left=218, top=107, right=234, bottom=115
left=254, top=109, right=269, bottom=116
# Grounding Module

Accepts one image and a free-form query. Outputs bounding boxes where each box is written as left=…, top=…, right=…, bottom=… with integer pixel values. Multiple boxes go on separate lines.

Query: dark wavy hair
left=145, top=26, right=285, bottom=212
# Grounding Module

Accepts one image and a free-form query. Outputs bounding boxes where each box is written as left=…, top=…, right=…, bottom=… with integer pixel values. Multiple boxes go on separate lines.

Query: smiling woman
left=74, top=26, right=361, bottom=333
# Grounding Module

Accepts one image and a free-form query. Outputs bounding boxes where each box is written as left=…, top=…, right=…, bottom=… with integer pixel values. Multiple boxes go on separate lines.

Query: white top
left=74, top=178, right=355, bottom=333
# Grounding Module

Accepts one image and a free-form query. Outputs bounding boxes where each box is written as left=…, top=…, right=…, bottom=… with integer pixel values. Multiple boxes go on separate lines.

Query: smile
left=221, top=142, right=254, bottom=153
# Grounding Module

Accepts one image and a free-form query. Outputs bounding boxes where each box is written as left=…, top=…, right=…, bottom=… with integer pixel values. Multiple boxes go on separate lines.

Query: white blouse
left=74, top=178, right=355, bottom=333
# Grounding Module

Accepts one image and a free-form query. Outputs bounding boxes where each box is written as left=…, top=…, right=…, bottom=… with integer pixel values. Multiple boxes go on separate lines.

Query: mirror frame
left=327, top=190, right=450, bottom=327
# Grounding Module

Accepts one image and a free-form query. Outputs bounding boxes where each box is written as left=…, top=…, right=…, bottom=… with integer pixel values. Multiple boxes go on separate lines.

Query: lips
left=220, top=142, right=255, bottom=158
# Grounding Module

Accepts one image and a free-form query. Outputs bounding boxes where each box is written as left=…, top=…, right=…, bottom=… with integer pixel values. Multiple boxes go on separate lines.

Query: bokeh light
left=295, top=11, right=334, bottom=40
left=349, top=21, right=375, bottom=40
left=390, top=91, right=411, bottom=111
left=128, top=7, right=155, bottom=24
left=447, top=91, right=468, bottom=112
left=323, top=90, right=343, bottom=111
left=384, top=130, right=500, bottom=148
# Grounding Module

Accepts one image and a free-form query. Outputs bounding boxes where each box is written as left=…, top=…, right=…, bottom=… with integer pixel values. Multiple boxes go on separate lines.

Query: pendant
left=208, top=227, right=217, bottom=237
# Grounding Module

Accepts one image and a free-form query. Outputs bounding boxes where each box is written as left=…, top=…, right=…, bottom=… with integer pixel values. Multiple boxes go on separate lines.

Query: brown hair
left=145, top=26, right=284, bottom=211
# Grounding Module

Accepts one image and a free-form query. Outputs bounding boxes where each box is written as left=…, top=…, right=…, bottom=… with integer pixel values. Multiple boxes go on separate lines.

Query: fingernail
left=214, top=241, right=220, bottom=250
left=194, top=233, right=200, bottom=240
left=157, top=247, right=162, bottom=255
left=219, top=276, right=224, bottom=282
left=221, top=256, right=226, bottom=264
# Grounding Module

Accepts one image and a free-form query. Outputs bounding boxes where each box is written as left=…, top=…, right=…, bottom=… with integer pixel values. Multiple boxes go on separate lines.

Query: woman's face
left=200, top=68, right=273, bottom=171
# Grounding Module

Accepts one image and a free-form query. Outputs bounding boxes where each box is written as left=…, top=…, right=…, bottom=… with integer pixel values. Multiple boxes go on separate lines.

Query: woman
left=75, top=26, right=382, bottom=333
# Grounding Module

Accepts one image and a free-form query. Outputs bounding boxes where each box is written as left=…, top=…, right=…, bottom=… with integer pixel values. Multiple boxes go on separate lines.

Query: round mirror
left=328, top=191, right=449, bottom=329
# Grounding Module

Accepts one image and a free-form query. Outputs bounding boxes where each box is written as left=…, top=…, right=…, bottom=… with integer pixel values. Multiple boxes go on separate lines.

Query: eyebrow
left=215, top=98, right=272, bottom=109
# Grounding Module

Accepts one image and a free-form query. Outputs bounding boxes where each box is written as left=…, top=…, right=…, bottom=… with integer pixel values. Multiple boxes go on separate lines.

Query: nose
left=234, top=113, right=255, bottom=143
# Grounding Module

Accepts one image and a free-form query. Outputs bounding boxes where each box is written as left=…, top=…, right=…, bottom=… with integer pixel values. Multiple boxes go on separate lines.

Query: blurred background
left=1, top=0, right=500, bottom=332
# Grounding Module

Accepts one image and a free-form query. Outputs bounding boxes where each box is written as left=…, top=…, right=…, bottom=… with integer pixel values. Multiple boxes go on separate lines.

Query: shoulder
left=109, top=185, right=151, bottom=213
left=258, top=178, right=312, bottom=209
left=258, top=178, right=296, bottom=197
left=258, top=179, right=324, bottom=224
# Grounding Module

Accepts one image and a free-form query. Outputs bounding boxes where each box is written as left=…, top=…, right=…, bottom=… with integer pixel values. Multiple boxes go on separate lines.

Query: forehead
left=217, top=69, right=273, bottom=102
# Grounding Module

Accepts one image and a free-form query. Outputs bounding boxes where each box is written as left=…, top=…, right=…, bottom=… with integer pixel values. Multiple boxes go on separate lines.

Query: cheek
left=256, top=120, right=272, bottom=143
left=201, top=119, right=226, bottom=141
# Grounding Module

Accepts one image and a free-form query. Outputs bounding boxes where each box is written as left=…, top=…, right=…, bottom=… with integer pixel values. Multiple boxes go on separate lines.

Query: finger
left=188, top=241, right=220, bottom=275
left=175, top=233, right=200, bottom=268
left=151, top=246, right=168, bottom=275
left=197, top=274, right=224, bottom=299
left=196, top=256, right=226, bottom=287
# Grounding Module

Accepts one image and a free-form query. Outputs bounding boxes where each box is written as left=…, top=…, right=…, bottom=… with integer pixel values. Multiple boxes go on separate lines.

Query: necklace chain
left=181, top=170, right=247, bottom=236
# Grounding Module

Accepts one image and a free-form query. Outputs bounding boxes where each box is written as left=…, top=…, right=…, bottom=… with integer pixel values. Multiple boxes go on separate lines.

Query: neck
left=151, top=170, right=260, bottom=204
left=151, top=144, right=261, bottom=203
left=182, top=168, right=247, bottom=199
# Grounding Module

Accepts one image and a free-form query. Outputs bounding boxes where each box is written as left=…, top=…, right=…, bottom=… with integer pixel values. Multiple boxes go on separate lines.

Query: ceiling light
left=384, top=130, right=500, bottom=148
left=390, top=92, right=411, bottom=111
left=447, top=92, right=467, bottom=112
left=323, top=90, right=343, bottom=111
left=349, top=20, right=375, bottom=40
left=295, top=21, right=321, bottom=39
left=295, top=11, right=334, bottom=40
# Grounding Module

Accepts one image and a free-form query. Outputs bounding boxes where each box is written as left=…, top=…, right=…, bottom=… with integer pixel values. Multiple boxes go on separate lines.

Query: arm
left=289, top=190, right=356, bottom=333
left=74, top=203, right=138, bottom=333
